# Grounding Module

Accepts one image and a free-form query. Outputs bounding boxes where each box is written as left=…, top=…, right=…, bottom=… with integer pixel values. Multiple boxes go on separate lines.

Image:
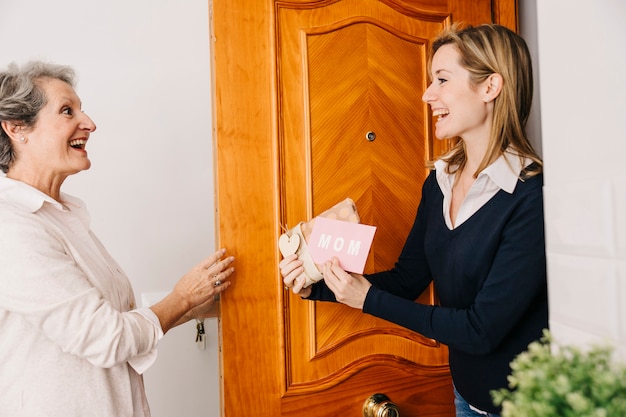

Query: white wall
left=536, top=0, right=626, bottom=358
left=0, top=1, right=220, bottom=416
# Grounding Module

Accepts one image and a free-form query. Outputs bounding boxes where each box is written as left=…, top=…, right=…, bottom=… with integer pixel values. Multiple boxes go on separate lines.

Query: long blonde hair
left=430, top=24, right=542, bottom=177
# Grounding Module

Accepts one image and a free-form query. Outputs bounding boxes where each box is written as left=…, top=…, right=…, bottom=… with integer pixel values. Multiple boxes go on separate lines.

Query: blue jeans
left=454, top=386, right=501, bottom=417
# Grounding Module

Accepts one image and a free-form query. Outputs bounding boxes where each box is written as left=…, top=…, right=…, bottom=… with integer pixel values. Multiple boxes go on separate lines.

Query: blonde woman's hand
left=321, top=257, right=370, bottom=309
left=279, top=254, right=312, bottom=298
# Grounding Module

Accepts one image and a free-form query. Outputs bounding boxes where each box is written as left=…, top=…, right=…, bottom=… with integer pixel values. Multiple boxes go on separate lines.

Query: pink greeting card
left=307, top=217, right=376, bottom=273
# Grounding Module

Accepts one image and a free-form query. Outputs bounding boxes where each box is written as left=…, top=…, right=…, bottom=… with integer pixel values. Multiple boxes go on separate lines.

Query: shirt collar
left=480, top=151, right=528, bottom=194
left=435, top=150, right=529, bottom=195
left=0, top=175, right=85, bottom=213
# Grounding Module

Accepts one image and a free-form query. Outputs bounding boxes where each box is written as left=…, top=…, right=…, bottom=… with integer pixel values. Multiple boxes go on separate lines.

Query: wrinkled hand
left=188, top=296, right=219, bottom=320
left=151, top=249, right=235, bottom=333
left=321, top=257, right=371, bottom=309
left=279, top=254, right=312, bottom=298
left=173, top=248, right=235, bottom=313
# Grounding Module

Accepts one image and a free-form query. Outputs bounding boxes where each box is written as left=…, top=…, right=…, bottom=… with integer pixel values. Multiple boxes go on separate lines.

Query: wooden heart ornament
left=278, top=198, right=360, bottom=288
left=278, top=232, right=301, bottom=257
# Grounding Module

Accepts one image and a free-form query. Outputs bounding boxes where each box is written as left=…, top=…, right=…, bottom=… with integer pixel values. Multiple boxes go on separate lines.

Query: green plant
left=492, top=330, right=626, bottom=417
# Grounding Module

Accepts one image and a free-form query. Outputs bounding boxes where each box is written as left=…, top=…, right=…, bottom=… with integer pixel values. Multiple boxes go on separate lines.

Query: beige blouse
left=0, top=177, right=163, bottom=417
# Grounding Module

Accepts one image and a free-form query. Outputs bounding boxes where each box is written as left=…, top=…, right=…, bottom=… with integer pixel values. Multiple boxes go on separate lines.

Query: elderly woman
left=0, top=61, right=234, bottom=416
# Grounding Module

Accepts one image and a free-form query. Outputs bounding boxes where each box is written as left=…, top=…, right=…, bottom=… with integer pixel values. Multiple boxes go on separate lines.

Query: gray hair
left=0, top=61, right=76, bottom=173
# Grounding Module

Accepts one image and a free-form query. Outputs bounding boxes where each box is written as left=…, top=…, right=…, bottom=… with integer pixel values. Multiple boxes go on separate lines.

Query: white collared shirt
left=435, top=151, right=529, bottom=229
left=0, top=176, right=162, bottom=416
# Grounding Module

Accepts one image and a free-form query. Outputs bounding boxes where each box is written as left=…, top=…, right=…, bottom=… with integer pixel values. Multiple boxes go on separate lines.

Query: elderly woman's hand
left=173, top=248, right=235, bottom=308
left=151, top=248, right=235, bottom=333
left=279, top=254, right=312, bottom=298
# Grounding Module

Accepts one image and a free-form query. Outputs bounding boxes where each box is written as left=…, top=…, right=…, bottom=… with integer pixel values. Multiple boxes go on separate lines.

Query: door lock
left=363, top=393, right=400, bottom=417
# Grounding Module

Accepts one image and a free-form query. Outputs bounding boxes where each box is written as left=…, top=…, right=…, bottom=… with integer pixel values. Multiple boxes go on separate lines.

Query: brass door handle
left=363, top=393, right=400, bottom=417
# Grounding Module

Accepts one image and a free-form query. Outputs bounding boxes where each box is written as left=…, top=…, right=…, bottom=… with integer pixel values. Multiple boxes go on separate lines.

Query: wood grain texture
left=282, top=363, right=454, bottom=416
left=492, top=0, right=519, bottom=31
left=211, top=1, right=284, bottom=415
left=212, top=1, right=518, bottom=416
left=277, top=3, right=450, bottom=404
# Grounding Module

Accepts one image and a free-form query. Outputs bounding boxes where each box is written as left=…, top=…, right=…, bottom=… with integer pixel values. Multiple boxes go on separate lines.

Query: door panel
left=278, top=3, right=453, bottom=414
left=278, top=3, right=451, bottom=410
left=211, top=1, right=517, bottom=416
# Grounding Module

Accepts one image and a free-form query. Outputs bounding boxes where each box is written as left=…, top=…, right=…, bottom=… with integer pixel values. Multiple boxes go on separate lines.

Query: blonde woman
left=281, top=24, right=546, bottom=417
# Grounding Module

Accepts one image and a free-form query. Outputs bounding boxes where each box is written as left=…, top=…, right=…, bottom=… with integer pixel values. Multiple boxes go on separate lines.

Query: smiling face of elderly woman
left=0, top=62, right=96, bottom=198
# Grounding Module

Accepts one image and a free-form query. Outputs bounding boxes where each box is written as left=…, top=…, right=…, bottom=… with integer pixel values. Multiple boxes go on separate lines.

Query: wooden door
left=211, top=1, right=517, bottom=416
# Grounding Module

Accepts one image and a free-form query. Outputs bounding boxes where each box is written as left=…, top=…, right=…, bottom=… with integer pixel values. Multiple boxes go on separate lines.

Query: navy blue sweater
left=310, top=169, right=548, bottom=413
